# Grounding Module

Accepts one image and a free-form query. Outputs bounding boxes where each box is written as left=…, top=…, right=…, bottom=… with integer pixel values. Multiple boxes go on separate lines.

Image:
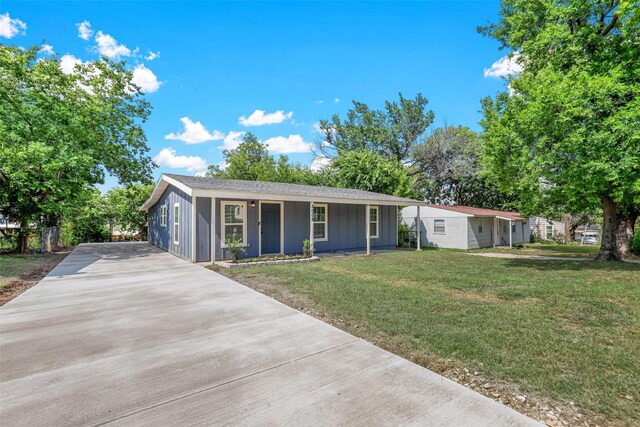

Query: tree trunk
left=562, top=214, right=572, bottom=245
left=569, top=223, right=579, bottom=241
left=595, top=197, right=620, bottom=261
left=616, top=210, right=638, bottom=258
left=16, top=219, right=29, bottom=254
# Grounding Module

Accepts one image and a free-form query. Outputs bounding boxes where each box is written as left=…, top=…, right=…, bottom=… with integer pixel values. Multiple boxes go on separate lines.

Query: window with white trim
left=545, top=224, right=553, bottom=240
left=369, top=206, right=379, bottom=238
left=434, top=219, right=445, bottom=234
left=222, top=201, right=247, bottom=246
left=478, top=223, right=483, bottom=233
left=173, top=203, right=180, bottom=245
left=512, top=222, right=517, bottom=233
left=312, top=203, right=328, bottom=241
left=160, top=205, right=167, bottom=227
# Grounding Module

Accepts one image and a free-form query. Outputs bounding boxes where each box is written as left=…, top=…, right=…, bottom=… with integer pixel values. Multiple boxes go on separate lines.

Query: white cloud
left=311, top=156, right=332, bottom=172
left=333, top=98, right=340, bottom=103
left=484, top=52, right=523, bottom=78
left=312, top=122, right=323, bottom=133
left=76, top=21, right=93, bottom=40
left=221, top=131, right=245, bottom=150
left=238, top=110, right=293, bottom=126
left=314, top=100, right=324, bottom=104
left=59, top=54, right=83, bottom=74
left=94, top=30, right=132, bottom=60
left=153, top=148, right=207, bottom=173
left=262, top=134, right=312, bottom=154
left=0, top=13, right=26, bottom=39
left=39, top=44, right=54, bottom=55
left=145, top=50, right=160, bottom=61
left=165, top=117, right=224, bottom=144
left=132, top=64, right=161, bottom=93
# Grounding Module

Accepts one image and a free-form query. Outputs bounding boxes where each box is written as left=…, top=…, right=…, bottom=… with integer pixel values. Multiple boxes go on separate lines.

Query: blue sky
left=2, top=1, right=514, bottom=189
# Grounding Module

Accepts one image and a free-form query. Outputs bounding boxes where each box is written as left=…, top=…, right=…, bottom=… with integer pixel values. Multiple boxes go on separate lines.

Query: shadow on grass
left=503, top=258, right=640, bottom=272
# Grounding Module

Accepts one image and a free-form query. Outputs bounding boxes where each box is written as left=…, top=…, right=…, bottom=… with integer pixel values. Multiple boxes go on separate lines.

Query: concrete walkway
left=1, top=243, right=539, bottom=426
left=466, top=252, right=592, bottom=261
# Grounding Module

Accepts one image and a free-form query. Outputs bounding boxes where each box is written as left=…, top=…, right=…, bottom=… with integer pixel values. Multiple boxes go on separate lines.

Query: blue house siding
left=214, top=198, right=259, bottom=260
left=150, top=192, right=399, bottom=261
left=282, top=202, right=397, bottom=255
left=195, top=197, right=211, bottom=262
left=148, top=184, right=192, bottom=261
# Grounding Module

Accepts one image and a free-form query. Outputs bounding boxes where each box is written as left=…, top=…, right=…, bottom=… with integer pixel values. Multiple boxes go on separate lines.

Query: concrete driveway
left=0, top=243, right=539, bottom=426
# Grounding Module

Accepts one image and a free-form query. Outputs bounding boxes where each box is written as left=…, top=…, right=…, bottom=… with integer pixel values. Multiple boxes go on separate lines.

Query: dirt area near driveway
left=0, top=252, right=69, bottom=306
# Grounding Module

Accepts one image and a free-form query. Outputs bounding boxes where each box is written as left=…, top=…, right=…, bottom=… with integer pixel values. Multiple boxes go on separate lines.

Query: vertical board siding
left=214, top=198, right=259, bottom=260
left=283, top=202, right=396, bottom=255
left=196, top=197, right=211, bottom=262
left=147, top=185, right=192, bottom=261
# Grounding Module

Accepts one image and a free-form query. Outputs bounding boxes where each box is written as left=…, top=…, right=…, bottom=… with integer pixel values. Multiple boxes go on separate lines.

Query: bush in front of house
left=303, top=239, right=314, bottom=257
left=226, top=233, right=245, bottom=262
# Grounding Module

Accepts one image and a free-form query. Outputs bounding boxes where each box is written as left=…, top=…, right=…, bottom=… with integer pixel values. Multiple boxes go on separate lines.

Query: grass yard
left=477, top=243, right=602, bottom=259
left=0, top=253, right=67, bottom=304
left=221, top=246, right=640, bottom=426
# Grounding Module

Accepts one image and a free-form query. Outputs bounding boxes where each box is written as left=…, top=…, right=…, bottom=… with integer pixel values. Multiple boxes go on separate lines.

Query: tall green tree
left=329, top=150, right=416, bottom=198
left=206, top=132, right=322, bottom=185
left=317, top=93, right=434, bottom=163
left=412, top=126, right=516, bottom=208
left=0, top=45, right=154, bottom=253
left=106, top=183, right=154, bottom=239
left=478, top=0, right=640, bottom=260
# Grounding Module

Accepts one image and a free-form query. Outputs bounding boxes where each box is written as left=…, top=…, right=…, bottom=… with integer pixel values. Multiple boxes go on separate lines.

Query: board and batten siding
left=284, top=202, right=397, bottom=254
left=214, top=198, right=259, bottom=260
left=148, top=184, right=192, bottom=261
left=195, top=197, right=211, bottom=262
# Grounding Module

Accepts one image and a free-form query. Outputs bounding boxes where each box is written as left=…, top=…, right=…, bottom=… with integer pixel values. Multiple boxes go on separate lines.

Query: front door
left=261, top=203, right=281, bottom=254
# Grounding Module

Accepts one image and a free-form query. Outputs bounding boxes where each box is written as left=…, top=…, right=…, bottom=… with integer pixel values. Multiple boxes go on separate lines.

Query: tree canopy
left=478, top=0, right=640, bottom=260
left=412, top=126, right=515, bottom=208
left=0, top=44, right=155, bottom=252
left=206, top=132, right=324, bottom=185
left=316, top=93, right=434, bottom=163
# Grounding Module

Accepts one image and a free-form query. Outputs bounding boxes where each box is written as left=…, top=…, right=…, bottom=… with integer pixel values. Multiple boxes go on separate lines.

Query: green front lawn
left=222, top=247, right=639, bottom=425
left=477, top=243, right=601, bottom=258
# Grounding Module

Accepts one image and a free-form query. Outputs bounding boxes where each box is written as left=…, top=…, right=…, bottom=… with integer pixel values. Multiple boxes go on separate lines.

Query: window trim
left=173, top=203, right=180, bottom=245
left=160, top=205, right=167, bottom=227
left=478, top=223, right=483, bottom=234
left=369, top=206, right=379, bottom=239
left=545, top=224, right=554, bottom=240
left=312, top=203, right=328, bottom=242
left=221, top=201, right=248, bottom=248
left=433, top=219, right=446, bottom=234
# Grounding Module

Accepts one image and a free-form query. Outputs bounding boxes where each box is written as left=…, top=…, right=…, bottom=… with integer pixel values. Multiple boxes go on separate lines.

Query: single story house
left=529, top=216, right=565, bottom=240
left=141, top=174, right=427, bottom=262
left=401, top=205, right=530, bottom=250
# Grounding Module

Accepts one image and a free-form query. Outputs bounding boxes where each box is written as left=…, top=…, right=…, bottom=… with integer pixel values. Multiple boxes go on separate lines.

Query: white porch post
left=210, top=197, right=216, bottom=264
left=416, top=205, right=421, bottom=251
left=366, top=204, right=371, bottom=255
left=494, top=217, right=498, bottom=247
left=509, top=219, right=513, bottom=247
left=309, top=202, right=314, bottom=250
left=191, top=195, right=197, bottom=262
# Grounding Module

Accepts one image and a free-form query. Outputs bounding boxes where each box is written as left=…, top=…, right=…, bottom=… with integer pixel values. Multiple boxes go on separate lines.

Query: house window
left=173, top=203, right=179, bottom=245
left=312, top=203, right=328, bottom=241
left=222, top=201, right=247, bottom=246
left=160, top=205, right=167, bottom=227
left=546, top=224, right=553, bottom=240
left=478, top=223, right=483, bottom=233
left=512, top=222, right=517, bottom=233
left=434, top=219, right=445, bottom=234
left=369, top=206, right=379, bottom=238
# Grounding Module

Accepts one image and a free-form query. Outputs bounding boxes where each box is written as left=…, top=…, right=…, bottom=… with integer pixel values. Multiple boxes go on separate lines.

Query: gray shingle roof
left=164, top=174, right=424, bottom=205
